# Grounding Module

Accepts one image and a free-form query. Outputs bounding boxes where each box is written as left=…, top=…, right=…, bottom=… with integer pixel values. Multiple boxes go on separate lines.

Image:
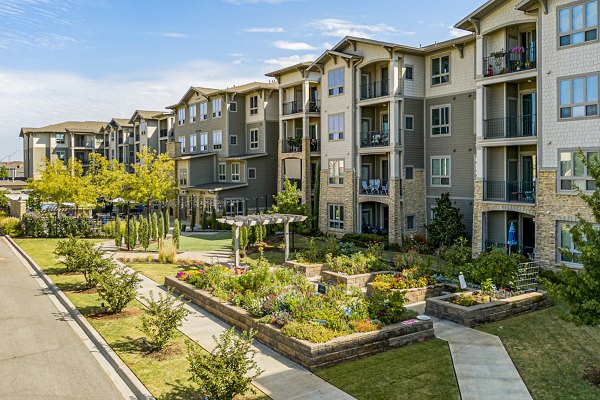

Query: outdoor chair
left=372, top=179, right=381, bottom=194
left=361, top=180, right=371, bottom=194
left=381, top=181, right=389, bottom=195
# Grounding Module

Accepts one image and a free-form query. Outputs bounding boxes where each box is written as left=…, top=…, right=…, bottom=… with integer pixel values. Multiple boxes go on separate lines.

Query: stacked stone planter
left=366, top=283, right=458, bottom=304
left=321, top=270, right=395, bottom=289
left=166, top=276, right=434, bottom=371
left=425, top=291, right=552, bottom=327
left=283, top=260, right=328, bottom=278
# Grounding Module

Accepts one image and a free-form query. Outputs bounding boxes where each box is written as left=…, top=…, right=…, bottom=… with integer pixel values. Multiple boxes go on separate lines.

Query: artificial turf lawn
left=15, top=238, right=268, bottom=400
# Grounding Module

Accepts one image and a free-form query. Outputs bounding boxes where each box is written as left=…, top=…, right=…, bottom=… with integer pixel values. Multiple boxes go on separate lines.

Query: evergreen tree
left=151, top=212, right=158, bottom=241
left=210, top=207, right=218, bottom=230
left=425, top=192, right=466, bottom=248
left=140, top=218, right=150, bottom=250
left=312, top=164, right=320, bottom=230
left=114, top=215, right=122, bottom=248
left=127, top=218, right=136, bottom=250
left=164, top=210, right=170, bottom=238
left=201, top=210, right=208, bottom=230
left=190, top=208, right=196, bottom=232
left=158, top=214, right=165, bottom=239
left=173, top=218, right=181, bottom=249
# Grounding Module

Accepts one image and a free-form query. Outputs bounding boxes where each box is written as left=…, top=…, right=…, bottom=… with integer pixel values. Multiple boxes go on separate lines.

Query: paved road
left=0, top=238, right=126, bottom=400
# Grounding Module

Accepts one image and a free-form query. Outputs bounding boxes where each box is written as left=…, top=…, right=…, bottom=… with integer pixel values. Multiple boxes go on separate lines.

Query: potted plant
left=510, top=46, right=525, bottom=54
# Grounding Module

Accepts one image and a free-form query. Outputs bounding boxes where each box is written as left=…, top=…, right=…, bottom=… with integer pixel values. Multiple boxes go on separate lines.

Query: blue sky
left=0, top=0, right=479, bottom=159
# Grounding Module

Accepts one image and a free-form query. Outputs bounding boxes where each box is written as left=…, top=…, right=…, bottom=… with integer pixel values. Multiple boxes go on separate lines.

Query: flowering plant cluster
left=510, top=46, right=526, bottom=53
left=371, top=268, right=436, bottom=291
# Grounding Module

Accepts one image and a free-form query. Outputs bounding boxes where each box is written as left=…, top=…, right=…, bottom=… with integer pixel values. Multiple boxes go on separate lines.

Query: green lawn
left=478, top=304, right=600, bottom=400
left=316, top=339, right=460, bottom=400
left=14, top=238, right=268, bottom=400
left=130, top=263, right=197, bottom=285
left=148, top=232, right=232, bottom=252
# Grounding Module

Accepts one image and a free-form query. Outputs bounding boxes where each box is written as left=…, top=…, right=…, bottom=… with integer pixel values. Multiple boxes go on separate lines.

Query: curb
left=5, top=236, right=155, bottom=400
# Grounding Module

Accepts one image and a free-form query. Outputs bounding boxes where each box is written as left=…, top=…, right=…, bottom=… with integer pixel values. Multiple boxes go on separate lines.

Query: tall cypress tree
left=425, top=192, right=466, bottom=248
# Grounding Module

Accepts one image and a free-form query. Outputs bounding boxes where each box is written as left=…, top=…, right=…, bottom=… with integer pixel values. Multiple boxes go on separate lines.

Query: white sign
left=458, top=273, right=467, bottom=289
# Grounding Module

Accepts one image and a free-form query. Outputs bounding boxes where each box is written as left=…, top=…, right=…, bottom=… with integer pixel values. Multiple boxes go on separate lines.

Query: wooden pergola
left=217, top=213, right=307, bottom=268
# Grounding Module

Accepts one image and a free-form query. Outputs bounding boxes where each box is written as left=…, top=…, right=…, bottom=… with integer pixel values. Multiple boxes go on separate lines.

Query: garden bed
left=425, top=291, right=552, bottom=327
left=321, top=270, right=394, bottom=289
left=166, top=276, right=434, bottom=371
left=283, top=260, right=328, bottom=278
left=366, top=283, right=458, bottom=304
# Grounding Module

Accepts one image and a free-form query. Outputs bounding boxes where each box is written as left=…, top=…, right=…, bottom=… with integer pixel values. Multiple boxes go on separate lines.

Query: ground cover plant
left=370, top=267, right=436, bottom=291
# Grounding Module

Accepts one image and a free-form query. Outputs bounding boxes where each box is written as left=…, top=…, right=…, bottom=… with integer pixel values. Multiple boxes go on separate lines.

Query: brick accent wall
left=402, top=170, right=427, bottom=239
left=319, top=169, right=355, bottom=236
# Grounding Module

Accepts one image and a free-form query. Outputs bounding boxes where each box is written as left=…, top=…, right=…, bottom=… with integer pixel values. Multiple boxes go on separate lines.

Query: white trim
left=430, top=104, right=452, bottom=137
left=430, top=155, right=451, bottom=187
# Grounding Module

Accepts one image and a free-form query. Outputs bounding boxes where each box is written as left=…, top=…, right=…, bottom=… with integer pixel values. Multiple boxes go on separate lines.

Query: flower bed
left=283, top=260, right=328, bottom=278
left=166, top=275, right=433, bottom=371
left=321, top=270, right=395, bottom=289
left=425, top=291, right=552, bottom=327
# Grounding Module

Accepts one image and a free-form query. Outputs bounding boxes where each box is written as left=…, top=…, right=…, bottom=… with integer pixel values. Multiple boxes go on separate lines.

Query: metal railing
left=359, top=178, right=389, bottom=195
left=485, top=240, right=535, bottom=259
left=306, top=99, right=320, bottom=113
left=483, top=47, right=536, bottom=77
left=360, top=130, right=390, bottom=147
left=484, top=115, right=537, bottom=139
left=283, top=139, right=302, bottom=153
left=360, top=80, right=389, bottom=100
left=483, top=180, right=536, bottom=203
left=282, top=100, right=303, bottom=115
left=309, top=139, right=320, bottom=152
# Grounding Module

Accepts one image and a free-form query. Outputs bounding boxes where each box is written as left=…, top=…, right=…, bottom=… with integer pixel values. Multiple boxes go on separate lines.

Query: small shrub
left=339, top=241, right=359, bottom=256
left=368, top=290, right=406, bottom=325
left=22, top=214, right=46, bottom=237
left=352, top=319, right=382, bottom=333
left=158, top=238, right=177, bottom=263
left=324, top=235, right=340, bottom=256
left=471, top=249, right=524, bottom=288
left=55, top=238, right=114, bottom=287
left=401, top=234, right=432, bottom=254
left=451, top=293, right=492, bottom=307
left=0, top=216, right=23, bottom=236
left=138, top=290, right=190, bottom=352
left=94, top=266, right=140, bottom=314
left=341, top=233, right=385, bottom=248
left=281, top=321, right=338, bottom=343
left=173, top=218, right=180, bottom=249
left=443, top=237, right=473, bottom=277
left=186, top=328, right=262, bottom=400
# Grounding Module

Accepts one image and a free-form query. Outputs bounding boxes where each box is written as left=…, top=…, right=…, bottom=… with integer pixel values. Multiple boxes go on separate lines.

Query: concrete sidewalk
left=0, top=238, right=129, bottom=400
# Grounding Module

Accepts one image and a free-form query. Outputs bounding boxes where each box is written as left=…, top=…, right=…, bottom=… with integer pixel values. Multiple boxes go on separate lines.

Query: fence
left=21, top=214, right=115, bottom=238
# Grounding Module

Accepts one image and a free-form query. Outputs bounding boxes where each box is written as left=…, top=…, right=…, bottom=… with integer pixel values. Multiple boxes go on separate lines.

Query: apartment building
left=128, top=110, right=174, bottom=160
left=20, top=121, right=106, bottom=179
left=102, top=118, right=133, bottom=165
left=457, top=0, right=599, bottom=268
left=0, top=161, right=24, bottom=179
left=166, top=82, right=279, bottom=222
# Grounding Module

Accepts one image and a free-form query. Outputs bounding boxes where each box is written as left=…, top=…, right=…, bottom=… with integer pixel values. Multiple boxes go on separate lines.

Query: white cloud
left=245, top=27, right=284, bottom=33
left=264, top=54, right=316, bottom=68
left=0, top=60, right=266, bottom=157
left=156, top=32, right=188, bottom=39
left=448, top=26, right=468, bottom=38
left=310, top=18, right=397, bottom=39
left=273, top=40, right=316, bottom=51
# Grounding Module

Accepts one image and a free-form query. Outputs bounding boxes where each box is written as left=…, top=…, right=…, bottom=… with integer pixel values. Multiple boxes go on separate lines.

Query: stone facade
left=366, top=283, right=458, bottom=304
left=319, top=169, right=355, bottom=237
left=402, top=170, right=427, bottom=239
left=283, top=260, right=328, bottom=277
left=278, top=138, right=313, bottom=210
left=321, top=270, right=394, bottom=289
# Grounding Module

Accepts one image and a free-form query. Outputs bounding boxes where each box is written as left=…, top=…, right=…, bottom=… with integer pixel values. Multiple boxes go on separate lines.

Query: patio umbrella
left=507, top=222, right=518, bottom=254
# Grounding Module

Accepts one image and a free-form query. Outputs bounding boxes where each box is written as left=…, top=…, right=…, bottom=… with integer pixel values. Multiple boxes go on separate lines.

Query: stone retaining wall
left=366, top=283, right=458, bottom=304
left=166, top=276, right=434, bottom=371
left=425, top=291, right=552, bottom=327
left=321, top=270, right=394, bottom=289
left=283, top=260, right=328, bottom=278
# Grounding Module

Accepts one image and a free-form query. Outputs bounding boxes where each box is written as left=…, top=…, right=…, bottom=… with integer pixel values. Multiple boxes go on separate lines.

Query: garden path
left=408, top=302, right=532, bottom=400
left=133, top=270, right=356, bottom=400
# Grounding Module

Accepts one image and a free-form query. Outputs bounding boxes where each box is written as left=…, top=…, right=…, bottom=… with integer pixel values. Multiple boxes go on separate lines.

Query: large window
left=189, top=134, right=197, bottom=152
left=179, top=169, right=188, bottom=186
left=558, top=0, right=598, bottom=47
left=328, top=68, right=344, bottom=96
left=56, top=150, right=65, bottom=161
left=328, top=113, right=344, bottom=140
left=212, top=98, right=222, bottom=118
left=431, top=156, right=450, bottom=186
left=199, top=102, right=208, bottom=120
left=328, top=159, right=345, bottom=185
left=558, top=223, right=581, bottom=264
left=231, top=163, right=240, bottom=181
left=559, top=74, right=599, bottom=118
left=189, top=105, right=197, bottom=123
left=178, top=108, right=185, bottom=125
left=431, top=55, right=450, bottom=85
left=218, top=163, right=226, bottom=181
left=559, top=150, right=598, bottom=191
left=213, top=130, right=222, bottom=150
left=431, top=106, right=451, bottom=135
left=200, top=133, right=208, bottom=151
left=53, top=133, right=65, bottom=144
left=179, top=136, right=186, bottom=153
left=250, top=95, right=258, bottom=115
left=328, top=204, right=344, bottom=230
left=250, top=129, right=259, bottom=149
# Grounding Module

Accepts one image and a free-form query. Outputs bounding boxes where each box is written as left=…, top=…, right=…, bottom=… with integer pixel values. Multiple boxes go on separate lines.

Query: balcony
left=309, top=139, right=320, bottom=153
left=483, top=47, right=536, bottom=77
left=360, top=80, right=389, bottom=100
left=283, top=137, right=302, bottom=153
left=484, top=241, right=535, bottom=258
left=282, top=100, right=303, bottom=115
left=306, top=99, right=320, bottom=113
left=484, top=115, right=536, bottom=139
left=359, top=178, right=389, bottom=196
left=360, top=130, right=389, bottom=148
left=483, top=180, right=535, bottom=203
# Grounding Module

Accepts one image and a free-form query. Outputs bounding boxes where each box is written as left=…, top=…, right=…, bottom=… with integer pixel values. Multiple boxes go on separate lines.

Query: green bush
left=0, top=216, right=23, bottom=236
left=368, top=290, right=407, bottom=325
left=325, top=251, right=387, bottom=275
left=94, top=265, right=140, bottom=314
left=443, top=237, right=473, bottom=277
left=341, top=233, right=386, bottom=248
left=281, top=321, right=338, bottom=343
left=173, top=218, right=180, bottom=249
left=21, top=214, right=46, bottom=237
left=471, top=249, right=525, bottom=288
left=138, top=290, right=190, bottom=352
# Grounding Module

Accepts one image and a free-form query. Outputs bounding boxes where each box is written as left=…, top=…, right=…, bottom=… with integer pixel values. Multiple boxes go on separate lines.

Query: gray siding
left=486, top=211, right=505, bottom=244
left=404, top=98, right=424, bottom=168
left=189, top=156, right=215, bottom=186
left=228, top=97, right=247, bottom=157
left=487, top=147, right=504, bottom=181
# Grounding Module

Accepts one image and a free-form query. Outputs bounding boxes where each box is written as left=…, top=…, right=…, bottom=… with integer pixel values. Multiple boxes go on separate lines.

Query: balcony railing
left=483, top=47, right=536, bottom=77
left=484, top=115, right=537, bottom=139
left=359, top=178, right=389, bottom=195
left=283, top=139, right=302, bottom=153
left=306, top=99, right=320, bottom=113
left=360, top=80, right=389, bottom=100
left=309, top=139, right=320, bottom=152
left=282, top=100, right=303, bottom=115
left=360, top=130, right=390, bottom=147
left=483, top=180, right=535, bottom=203
left=485, top=240, right=535, bottom=258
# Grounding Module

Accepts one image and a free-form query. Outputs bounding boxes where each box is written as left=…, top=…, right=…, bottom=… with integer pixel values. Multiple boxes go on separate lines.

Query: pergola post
left=284, top=220, right=290, bottom=261
left=233, top=224, right=240, bottom=268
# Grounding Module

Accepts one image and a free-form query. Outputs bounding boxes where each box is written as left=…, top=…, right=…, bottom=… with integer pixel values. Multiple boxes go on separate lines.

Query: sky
left=0, top=0, right=479, bottom=160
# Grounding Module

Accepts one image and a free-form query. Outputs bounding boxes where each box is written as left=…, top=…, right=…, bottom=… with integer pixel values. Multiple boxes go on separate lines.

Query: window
left=229, top=102, right=237, bottom=112
left=328, top=204, right=344, bottom=230
left=328, top=159, right=345, bottom=185
left=53, top=133, right=65, bottom=144
left=213, top=130, right=222, bottom=150
left=559, top=0, right=598, bottom=47
left=431, top=55, right=450, bottom=85
left=559, top=223, right=581, bottom=264
left=406, top=215, right=416, bottom=231
left=405, top=65, right=414, bottom=80
left=56, top=150, right=65, bottom=161
left=199, top=102, right=208, bottom=120
left=218, top=163, right=226, bottom=181
left=189, top=134, right=197, bottom=152
left=559, top=150, right=598, bottom=191
left=431, top=106, right=451, bottom=135
left=559, top=74, right=599, bottom=118
left=179, top=136, right=186, bottom=153
left=200, top=133, right=208, bottom=151
left=179, top=169, right=188, bottom=186
left=231, top=163, right=240, bottom=181
left=178, top=108, right=185, bottom=125
left=230, top=135, right=237, bottom=146
left=250, top=129, right=259, bottom=149
left=328, top=68, right=344, bottom=96
left=405, top=115, right=414, bottom=131
left=248, top=168, right=256, bottom=179
left=189, top=105, right=197, bottom=122
left=405, top=166, right=414, bottom=180
left=250, top=96, right=258, bottom=115
left=212, top=98, right=222, bottom=118
left=328, top=113, right=344, bottom=140
left=431, top=157, right=451, bottom=186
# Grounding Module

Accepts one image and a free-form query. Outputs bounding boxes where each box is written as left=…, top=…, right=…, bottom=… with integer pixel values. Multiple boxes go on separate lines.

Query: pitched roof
left=454, top=0, right=506, bottom=31
left=265, top=62, right=313, bottom=78
left=111, top=118, right=132, bottom=127
left=128, top=110, right=173, bottom=124
left=215, top=81, right=278, bottom=95
left=166, top=86, right=220, bottom=109
left=20, top=121, right=106, bottom=137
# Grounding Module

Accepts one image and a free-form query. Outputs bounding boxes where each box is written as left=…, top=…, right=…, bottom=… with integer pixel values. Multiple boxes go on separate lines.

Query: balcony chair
left=372, top=179, right=381, bottom=194
left=380, top=181, right=389, bottom=195
left=361, top=180, right=372, bottom=194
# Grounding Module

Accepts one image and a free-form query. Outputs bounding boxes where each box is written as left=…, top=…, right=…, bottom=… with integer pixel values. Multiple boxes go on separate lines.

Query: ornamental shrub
left=21, top=214, right=46, bottom=237
left=471, top=248, right=523, bottom=288
left=164, top=211, right=170, bottom=238
left=173, top=218, right=180, bottom=249
left=126, top=218, right=136, bottom=250
left=114, top=216, right=122, bottom=248
left=158, top=214, right=164, bottom=239
left=55, top=238, right=114, bottom=288
left=425, top=192, right=466, bottom=248
left=281, top=321, right=338, bottom=343
left=341, top=233, right=386, bottom=248
left=138, top=290, right=190, bottom=352
left=0, top=216, right=23, bottom=236
left=368, top=290, right=407, bottom=325
left=443, top=237, right=473, bottom=277
left=140, top=218, right=150, bottom=251
left=94, top=266, right=140, bottom=314
left=151, top=213, right=158, bottom=241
